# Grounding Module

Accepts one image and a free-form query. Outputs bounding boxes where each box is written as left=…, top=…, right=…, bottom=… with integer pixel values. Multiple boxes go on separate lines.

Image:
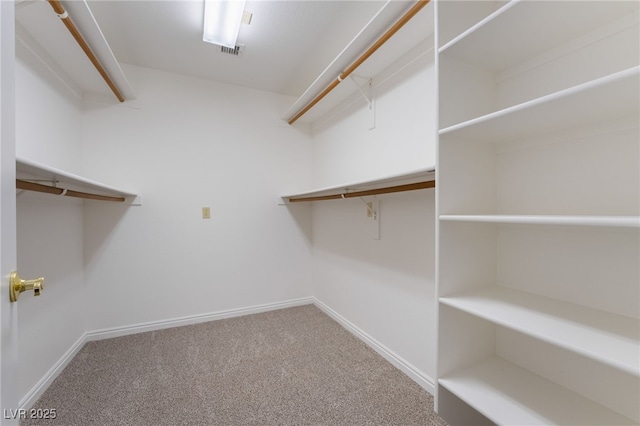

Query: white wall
left=16, top=194, right=86, bottom=400
left=309, top=40, right=438, bottom=386
left=311, top=38, right=436, bottom=187
left=312, top=191, right=436, bottom=380
left=15, top=48, right=84, bottom=174
left=15, top=52, right=86, bottom=401
left=81, top=64, right=314, bottom=330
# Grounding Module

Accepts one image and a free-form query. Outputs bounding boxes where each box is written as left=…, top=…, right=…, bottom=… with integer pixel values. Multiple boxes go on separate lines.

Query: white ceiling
left=15, top=0, right=424, bottom=101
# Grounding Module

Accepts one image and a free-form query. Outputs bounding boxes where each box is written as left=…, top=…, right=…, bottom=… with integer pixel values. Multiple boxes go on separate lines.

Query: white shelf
left=16, top=156, right=140, bottom=204
left=439, top=66, right=640, bottom=144
left=439, top=215, right=640, bottom=229
left=439, top=357, right=636, bottom=426
left=440, top=286, right=640, bottom=376
left=281, top=166, right=435, bottom=202
left=439, top=0, right=637, bottom=72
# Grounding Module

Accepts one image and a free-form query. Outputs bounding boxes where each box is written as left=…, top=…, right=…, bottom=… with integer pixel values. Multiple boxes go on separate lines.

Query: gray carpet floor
left=22, top=304, right=448, bottom=425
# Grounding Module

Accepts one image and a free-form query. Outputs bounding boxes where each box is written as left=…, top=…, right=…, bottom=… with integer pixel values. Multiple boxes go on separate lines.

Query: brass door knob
left=10, top=271, right=44, bottom=303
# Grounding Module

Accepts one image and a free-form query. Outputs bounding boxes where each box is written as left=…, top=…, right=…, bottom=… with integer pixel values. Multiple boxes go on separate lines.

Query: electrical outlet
left=202, top=207, right=211, bottom=219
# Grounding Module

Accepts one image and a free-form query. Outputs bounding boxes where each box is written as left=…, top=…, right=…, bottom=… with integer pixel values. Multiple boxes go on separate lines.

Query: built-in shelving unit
left=435, top=1, right=639, bottom=425
left=17, top=157, right=140, bottom=204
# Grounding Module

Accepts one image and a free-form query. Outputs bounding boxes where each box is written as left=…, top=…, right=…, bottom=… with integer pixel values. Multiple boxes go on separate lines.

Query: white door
left=0, top=1, right=19, bottom=424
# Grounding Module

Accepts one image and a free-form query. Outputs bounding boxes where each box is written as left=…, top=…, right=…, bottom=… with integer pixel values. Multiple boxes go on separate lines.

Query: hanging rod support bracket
left=348, top=74, right=374, bottom=107
left=348, top=74, right=376, bottom=130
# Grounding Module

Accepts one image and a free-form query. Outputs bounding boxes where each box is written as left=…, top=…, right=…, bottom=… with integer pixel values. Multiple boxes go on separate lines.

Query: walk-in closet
left=0, top=0, right=637, bottom=424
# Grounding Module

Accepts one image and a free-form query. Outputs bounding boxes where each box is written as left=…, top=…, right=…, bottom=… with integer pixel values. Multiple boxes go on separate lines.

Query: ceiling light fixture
left=203, top=0, right=246, bottom=48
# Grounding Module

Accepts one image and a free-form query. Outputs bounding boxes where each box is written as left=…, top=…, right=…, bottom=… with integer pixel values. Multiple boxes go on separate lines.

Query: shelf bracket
left=348, top=74, right=376, bottom=130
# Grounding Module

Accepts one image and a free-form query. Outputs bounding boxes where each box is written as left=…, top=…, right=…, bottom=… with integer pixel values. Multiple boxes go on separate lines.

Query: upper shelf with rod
left=15, top=0, right=135, bottom=103
left=283, top=0, right=434, bottom=128
left=16, top=157, right=141, bottom=205
left=282, top=166, right=435, bottom=204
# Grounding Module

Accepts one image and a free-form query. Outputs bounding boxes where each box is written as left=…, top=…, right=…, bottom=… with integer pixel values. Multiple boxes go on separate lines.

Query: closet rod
left=287, top=0, right=430, bottom=125
left=47, top=0, right=125, bottom=103
left=17, top=179, right=126, bottom=203
left=288, top=180, right=435, bottom=203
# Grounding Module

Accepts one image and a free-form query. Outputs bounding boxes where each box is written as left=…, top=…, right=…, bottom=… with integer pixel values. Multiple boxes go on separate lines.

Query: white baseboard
left=312, top=297, right=436, bottom=395
left=18, top=334, right=86, bottom=410
left=19, top=297, right=313, bottom=410
left=84, top=297, right=314, bottom=342
left=19, top=295, right=434, bottom=410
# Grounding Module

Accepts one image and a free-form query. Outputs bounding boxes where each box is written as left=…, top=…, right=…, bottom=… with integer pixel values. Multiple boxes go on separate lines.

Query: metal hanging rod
left=287, top=180, right=435, bottom=203
left=287, top=0, right=430, bottom=125
left=47, top=0, right=125, bottom=102
left=17, top=179, right=126, bottom=202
